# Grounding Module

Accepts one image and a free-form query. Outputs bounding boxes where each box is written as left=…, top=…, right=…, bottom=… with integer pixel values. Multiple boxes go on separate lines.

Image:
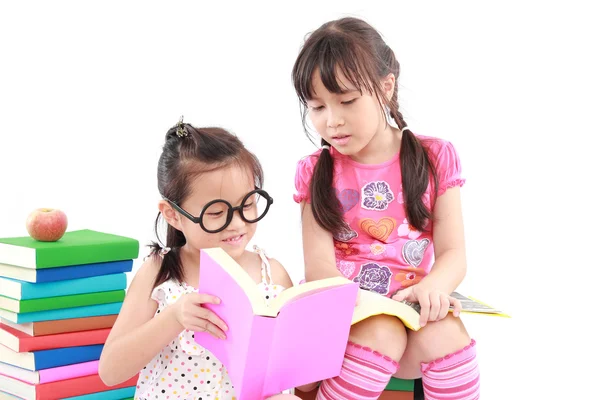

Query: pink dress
left=293, top=136, right=465, bottom=297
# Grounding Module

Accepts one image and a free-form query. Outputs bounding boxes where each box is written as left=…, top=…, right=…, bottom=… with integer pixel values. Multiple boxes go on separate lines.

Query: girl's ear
left=381, top=73, right=395, bottom=102
left=158, top=200, right=183, bottom=231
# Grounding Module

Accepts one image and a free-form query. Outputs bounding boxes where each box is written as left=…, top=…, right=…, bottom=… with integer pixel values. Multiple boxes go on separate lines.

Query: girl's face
left=306, top=68, right=393, bottom=163
left=174, top=164, right=259, bottom=262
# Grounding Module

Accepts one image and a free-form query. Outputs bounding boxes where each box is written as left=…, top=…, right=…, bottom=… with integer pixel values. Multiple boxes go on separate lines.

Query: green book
left=0, top=290, right=126, bottom=313
left=385, top=377, right=415, bottom=391
left=0, top=229, right=139, bottom=269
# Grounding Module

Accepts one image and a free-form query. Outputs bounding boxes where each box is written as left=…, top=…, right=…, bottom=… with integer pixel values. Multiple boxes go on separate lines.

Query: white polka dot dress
left=134, top=246, right=284, bottom=400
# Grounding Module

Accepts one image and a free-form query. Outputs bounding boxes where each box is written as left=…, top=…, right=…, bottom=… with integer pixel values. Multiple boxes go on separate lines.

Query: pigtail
left=149, top=213, right=187, bottom=288
left=309, top=139, right=345, bottom=234
left=390, top=109, right=439, bottom=231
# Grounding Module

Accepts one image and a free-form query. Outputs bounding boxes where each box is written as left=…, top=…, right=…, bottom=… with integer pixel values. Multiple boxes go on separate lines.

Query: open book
left=194, top=248, right=359, bottom=400
left=354, top=289, right=508, bottom=331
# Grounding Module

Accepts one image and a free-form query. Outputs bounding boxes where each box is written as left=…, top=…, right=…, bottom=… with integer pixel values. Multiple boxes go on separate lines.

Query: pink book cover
left=194, top=248, right=358, bottom=400
left=38, top=360, right=98, bottom=383
left=0, top=360, right=98, bottom=384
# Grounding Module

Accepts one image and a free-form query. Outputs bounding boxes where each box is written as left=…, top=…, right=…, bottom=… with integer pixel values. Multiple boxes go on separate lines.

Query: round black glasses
left=166, top=188, right=273, bottom=233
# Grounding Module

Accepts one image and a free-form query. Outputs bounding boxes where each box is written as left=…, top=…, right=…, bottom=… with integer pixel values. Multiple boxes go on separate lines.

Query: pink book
left=0, top=360, right=98, bottom=384
left=194, top=248, right=358, bottom=400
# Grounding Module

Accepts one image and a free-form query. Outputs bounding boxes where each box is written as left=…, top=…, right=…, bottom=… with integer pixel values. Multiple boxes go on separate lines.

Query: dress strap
left=253, top=245, right=273, bottom=285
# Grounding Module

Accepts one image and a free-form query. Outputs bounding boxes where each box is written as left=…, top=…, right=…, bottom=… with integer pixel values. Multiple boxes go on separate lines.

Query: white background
left=1, top=1, right=598, bottom=398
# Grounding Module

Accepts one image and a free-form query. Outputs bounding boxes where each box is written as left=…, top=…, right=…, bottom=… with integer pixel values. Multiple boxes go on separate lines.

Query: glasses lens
left=242, top=191, right=269, bottom=223
left=201, top=201, right=230, bottom=232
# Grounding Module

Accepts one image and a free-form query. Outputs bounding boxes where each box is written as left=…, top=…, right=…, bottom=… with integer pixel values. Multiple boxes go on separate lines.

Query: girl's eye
left=342, top=98, right=357, bottom=105
left=206, top=212, right=223, bottom=217
left=310, top=105, right=324, bottom=111
left=243, top=202, right=254, bottom=209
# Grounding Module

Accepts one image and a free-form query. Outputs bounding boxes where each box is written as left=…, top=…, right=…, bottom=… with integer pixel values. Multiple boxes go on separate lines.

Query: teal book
left=0, top=388, right=135, bottom=400
left=0, top=273, right=127, bottom=300
left=0, top=290, right=125, bottom=313
left=0, top=229, right=139, bottom=269
left=63, top=387, right=136, bottom=400
left=0, top=302, right=123, bottom=323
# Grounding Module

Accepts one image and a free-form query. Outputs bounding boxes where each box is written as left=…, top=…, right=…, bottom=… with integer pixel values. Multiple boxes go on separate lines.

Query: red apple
left=25, top=208, right=68, bottom=242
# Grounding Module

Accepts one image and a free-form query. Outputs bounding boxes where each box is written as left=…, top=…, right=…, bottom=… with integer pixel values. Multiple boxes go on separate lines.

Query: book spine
left=38, top=360, right=99, bottom=383
left=34, top=344, right=104, bottom=370
left=17, top=290, right=126, bottom=313
left=18, top=273, right=127, bottom=299
left=35, top=260, right=133, bottom=283
left=6, top=302, right=123, bottom=324
left=18, top=328, right=111, bottom=352
left=36, top=373, right=139, bottom=399
left=37, top=240, right=139, bottom=268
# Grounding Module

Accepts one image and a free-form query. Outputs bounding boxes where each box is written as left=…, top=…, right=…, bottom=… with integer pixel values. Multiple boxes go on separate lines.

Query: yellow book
left=353, top=289, right=509, bottom=331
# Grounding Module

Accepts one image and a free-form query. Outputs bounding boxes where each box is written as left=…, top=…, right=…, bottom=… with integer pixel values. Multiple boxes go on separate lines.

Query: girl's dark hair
left=149, top=123, right=264, bottom=288
left=292, top=17, right=438, bottom=234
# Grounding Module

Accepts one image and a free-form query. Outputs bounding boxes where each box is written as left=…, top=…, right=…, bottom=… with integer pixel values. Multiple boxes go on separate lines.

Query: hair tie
left=322, top=144, right=331, bottom=150
left=159, top=245, right=171, bottom=257
left=401, top=126, right=410, bottom=133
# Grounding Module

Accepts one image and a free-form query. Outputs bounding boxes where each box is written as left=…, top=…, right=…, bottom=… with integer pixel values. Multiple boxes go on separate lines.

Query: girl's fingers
left=191, top=317, right=226, bottom=339
left=417, top=292, right=430, bottom=327
left=195, top=308, right=228, bottom=332
left=428, top=292, right=441, bottom=322
left=188, top=292, right=221, bottom=306
left=449, top=295, right=462, bottom=316
left=438, top=295, right=450, bottom=320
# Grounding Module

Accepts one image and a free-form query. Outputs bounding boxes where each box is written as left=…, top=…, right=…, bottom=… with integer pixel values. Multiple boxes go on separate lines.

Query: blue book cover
left=0, top=302, right=123, bottom=323
left=0, top=273, right=127, bottom=300
left=32, top=344, right=104, bottom=370
left=0, top=259, right=133, bottom=283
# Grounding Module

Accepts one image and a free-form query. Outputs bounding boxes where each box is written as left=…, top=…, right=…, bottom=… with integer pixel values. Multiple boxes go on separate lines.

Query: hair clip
left=176, top=115, right=188, bottom=138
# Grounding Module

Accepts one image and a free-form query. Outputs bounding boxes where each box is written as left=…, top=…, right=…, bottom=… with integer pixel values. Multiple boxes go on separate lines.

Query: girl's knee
left=349, top=314, right=407, bottom=360
left=409, top=314, right=471, bottom=361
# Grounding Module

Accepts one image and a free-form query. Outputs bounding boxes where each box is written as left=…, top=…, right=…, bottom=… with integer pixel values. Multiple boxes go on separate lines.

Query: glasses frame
left=165, top=188, right=273, bottom=233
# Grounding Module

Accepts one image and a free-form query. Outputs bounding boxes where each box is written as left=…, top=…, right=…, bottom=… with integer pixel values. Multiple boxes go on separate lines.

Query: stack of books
left=295, top=377, right=417, bottom=399
left=0, top=229, right=140, bottom=399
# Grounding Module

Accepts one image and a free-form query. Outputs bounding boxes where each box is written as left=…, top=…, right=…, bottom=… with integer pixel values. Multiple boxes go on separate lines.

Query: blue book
left=0, top=343, right=103, bottom=371
left=0, top=302, right=123, bottom=323
left=64, top=386, right=136, bottom=400
left=0, top=259, right=133, bottom=283
left=0, top=273, right=127, bottom=300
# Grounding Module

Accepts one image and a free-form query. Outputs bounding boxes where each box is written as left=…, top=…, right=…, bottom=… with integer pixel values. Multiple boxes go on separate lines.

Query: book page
left=451, top=292, right=504, bottom=314
left=266, top=277, right=353, bottom=316
left=353, top=290, right=421, bottom=331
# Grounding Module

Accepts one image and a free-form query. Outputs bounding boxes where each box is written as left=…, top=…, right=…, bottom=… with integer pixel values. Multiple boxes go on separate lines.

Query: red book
left=0, top=373, right=138, bottom=400
left=0, top=324, right=110, bottom=352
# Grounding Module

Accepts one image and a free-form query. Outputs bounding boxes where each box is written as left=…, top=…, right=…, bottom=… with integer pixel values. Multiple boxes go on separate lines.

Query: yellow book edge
left=460, top=295, right=511, bottom=318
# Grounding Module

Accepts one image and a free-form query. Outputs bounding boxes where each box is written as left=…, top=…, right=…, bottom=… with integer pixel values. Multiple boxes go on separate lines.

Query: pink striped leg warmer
left=315, top=341, right=398, bottom=400
left=421, top=339, right=480, bottom=400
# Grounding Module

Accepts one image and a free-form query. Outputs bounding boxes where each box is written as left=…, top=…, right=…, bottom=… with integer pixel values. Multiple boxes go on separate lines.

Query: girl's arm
left=98, top=258, right=183, bottom=386
left=300, top=201, right=341, bottom=282
left=421, top=186, right=467, bottom=293
left=98, top=258, right=226, bottom=386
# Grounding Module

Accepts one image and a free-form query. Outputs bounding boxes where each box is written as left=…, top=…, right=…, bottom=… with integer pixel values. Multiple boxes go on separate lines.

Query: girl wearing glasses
left=99, top=120, right=300, bottom=400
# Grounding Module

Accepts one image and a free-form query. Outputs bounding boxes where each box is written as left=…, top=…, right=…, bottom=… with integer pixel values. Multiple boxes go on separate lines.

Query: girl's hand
left=392, top=283, right=462, bottom=327
left=173, top=292, right=228, bottom=339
